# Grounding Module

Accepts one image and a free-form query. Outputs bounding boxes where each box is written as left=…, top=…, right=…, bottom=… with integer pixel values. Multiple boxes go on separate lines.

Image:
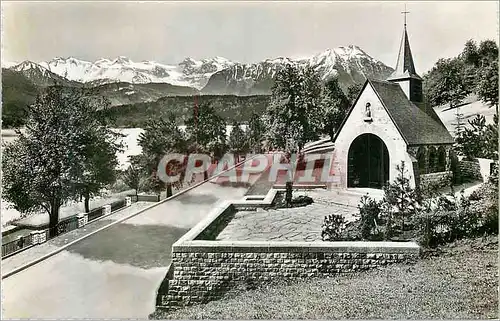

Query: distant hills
left=2, top=46, right=394, bottom=127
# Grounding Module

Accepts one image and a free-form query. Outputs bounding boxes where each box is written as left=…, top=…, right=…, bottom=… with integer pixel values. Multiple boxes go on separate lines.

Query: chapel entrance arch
left=347, top=133, right=389, bottom=189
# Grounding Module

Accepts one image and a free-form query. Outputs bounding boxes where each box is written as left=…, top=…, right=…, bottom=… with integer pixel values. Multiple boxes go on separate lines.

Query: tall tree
left=423, top=58, right=470, bottom=108
left=2, top=86, right=118, bottom=236
left=247, top=113, right=264, bottom=153
left=137, top=113, right=187, bottom=197
left=228, top=120, right=248, bottom=156
left=320, top=77, right=351, bottom=138
left=185, top=102, right=227, bottom=169
left=263, top=64, right=323, bottom=153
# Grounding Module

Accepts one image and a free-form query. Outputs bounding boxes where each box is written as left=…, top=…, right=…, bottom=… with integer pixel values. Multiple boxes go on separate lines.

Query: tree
left=382, top=161, right=419, bottom=238
left=476, top=58, right=499, bottom=111
left=423, top=58, right=470, bottom=109
left=320, top=77, right=351, bottom=138
left=2, top=86, right=118, bottom=237
left=347, top=83, right=363, bottom=104
left=137, top=113, right=187, bottom=197
left=122, top=164, right=142, bottom=197
left=76, top=97, right=123, bottom=213
left=185, top=102, right=227, bottom=159
left=228, top=120, right=248, bottom=156
left=247, top=113, right=264, bottom=153
left=456, top=114, right=498, bottom=160
left=263, top=64, right=323, bottom=153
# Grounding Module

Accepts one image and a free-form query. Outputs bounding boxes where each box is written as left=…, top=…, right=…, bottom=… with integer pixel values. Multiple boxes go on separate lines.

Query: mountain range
left=2, top=45, right=394, bottom=127
left=4, top=45, right=393, bottom=96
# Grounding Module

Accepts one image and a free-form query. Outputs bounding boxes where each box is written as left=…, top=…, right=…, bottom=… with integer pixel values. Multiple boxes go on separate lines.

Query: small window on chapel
left=364, top=102, right=373, bottom=122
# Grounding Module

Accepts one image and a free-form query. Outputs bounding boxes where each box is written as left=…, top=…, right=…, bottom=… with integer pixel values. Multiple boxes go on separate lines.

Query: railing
left=1, top=233, right=33, bottom=258
left=87, top=207, right=104, bottom=222
left=1, top=195, right=138, bottom=258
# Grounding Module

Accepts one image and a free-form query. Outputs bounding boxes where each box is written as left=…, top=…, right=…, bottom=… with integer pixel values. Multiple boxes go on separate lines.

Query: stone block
left=102, top=204, right=111, bottom=216
left=125, top=196, right=132, bottom=207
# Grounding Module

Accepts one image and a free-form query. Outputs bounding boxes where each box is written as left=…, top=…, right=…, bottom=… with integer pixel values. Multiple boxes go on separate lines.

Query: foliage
left=382, top=161, right=419, bottom=238
left=423, top=58, right=470, bottom=108
left=122, top=164, right=142, bottom=197
left=263, top=64, right=323, bottom=153
left=247, top=113, right=264, bottom=153
left=456, top=114, right=498, bottom=160
left=347, top=83, right=363, bottom=103
left=290, top=195, right=314, bottom=207
left=423, top=39, right=498, bottom=111
left=2, top=86, right=118, bottom=236
left=321, top=214, right=346, bottom=241
left=319, top=77, right=351, bottom=138
left=358, top=195, right=383, bottom=240
left=185, top=102, right=227, bottom=159
left=228, top=120, right=248, bottom=155
left=136, top=113, right=187, bottom=195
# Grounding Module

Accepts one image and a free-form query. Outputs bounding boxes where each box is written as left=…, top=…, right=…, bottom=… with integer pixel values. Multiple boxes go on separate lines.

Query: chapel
left=303, top=19, right=454, bottom=190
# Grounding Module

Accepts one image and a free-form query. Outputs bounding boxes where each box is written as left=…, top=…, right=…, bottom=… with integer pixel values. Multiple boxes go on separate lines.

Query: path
left=2, top=184, right=248, bottom=319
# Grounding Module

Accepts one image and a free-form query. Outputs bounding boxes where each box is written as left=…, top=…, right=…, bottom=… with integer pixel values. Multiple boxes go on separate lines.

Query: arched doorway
left=348, top=133, right=389, bottom=189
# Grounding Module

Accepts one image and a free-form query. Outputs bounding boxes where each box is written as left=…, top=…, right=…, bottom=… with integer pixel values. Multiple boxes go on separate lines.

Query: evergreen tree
left=247, top=113, right=264, bottom=153
left=382, top=161, right=419, bottom=238
left=228, top=121, right=248, bottom=156
left=2, top=86, right=119, bottom=236
left=185, top=102, right=227, bottom=159
left=137, top=113, right=187, bottom=197
left=320, top=77, right=351, bottom=138
left=476, top=58, right=499, bottom=111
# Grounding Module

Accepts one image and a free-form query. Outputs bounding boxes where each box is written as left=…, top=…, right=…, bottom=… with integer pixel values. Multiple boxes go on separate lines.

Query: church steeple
left=387, top=8, right=423, bottom=103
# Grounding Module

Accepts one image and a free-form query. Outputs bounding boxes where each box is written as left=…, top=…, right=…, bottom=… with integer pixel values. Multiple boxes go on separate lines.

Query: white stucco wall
left=331, top=82, right=416, bottom=189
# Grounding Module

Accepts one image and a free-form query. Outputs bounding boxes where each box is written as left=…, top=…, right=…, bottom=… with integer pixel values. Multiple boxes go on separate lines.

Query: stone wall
left=458, top=159, right=483, bottom=181
left=419, top=171, right=452, bottom=191
left=156, top=191, right=421, bottom=311
left=160, top=241, right=420, bottom=310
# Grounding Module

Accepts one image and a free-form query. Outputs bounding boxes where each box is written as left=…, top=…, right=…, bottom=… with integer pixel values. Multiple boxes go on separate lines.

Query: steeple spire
left=387, top=8, right=422, bottom=81
left=387, top=5, right=423, bottom=103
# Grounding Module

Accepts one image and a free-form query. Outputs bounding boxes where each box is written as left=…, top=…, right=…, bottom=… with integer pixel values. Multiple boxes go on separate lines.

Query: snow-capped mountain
left=37, top=56, right=235, bottom=89
left=10, top=61, right=80, bottom=87
left=7, top=45, right=393, bottom=96
left=202, top=45, right=394, bottom=95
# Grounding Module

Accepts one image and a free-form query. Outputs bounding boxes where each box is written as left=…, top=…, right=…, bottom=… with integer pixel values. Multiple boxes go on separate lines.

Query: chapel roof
left=368, top=79, right=454, bottom=145
left=333, top=79, right=454, bottom=146
left=386, top=26, right=422, bottom=81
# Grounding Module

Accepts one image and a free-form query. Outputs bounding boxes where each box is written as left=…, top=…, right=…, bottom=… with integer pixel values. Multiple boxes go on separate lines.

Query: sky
left=1, top=1, right=498, bottom=73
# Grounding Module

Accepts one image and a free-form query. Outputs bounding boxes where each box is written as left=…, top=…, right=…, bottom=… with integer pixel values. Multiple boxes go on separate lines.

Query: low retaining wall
left=419, top=171, right=452, bottom=190
left=156, top=189, right=421, bottom=311
left=458, top=159, right=482, bottom=181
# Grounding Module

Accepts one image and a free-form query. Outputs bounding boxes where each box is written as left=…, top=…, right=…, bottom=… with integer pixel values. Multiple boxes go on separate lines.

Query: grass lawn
left=151, top=236, right=498, bottom=319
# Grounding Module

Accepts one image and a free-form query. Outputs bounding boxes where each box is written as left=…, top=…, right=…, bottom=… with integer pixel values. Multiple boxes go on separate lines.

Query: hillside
left=434, top=95, right=496, bottom=136
left=104, top=95, right=270, bottom=128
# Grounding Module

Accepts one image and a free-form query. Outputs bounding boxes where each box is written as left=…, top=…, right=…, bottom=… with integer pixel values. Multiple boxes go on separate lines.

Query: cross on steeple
left=402, top=4, right=410, bottom=27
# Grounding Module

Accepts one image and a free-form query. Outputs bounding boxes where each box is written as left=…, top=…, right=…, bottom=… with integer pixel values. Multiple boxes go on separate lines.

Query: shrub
left=321, top=214, right=345, bottom=241
left=358, top=195, right=383, bottom=240
left=291, top=195, right=314, bottom=206
left=381, top=161, right=420, bottom=238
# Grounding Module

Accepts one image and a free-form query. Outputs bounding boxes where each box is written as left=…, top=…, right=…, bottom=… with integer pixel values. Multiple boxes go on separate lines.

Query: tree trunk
left=166, top=183, right=173, bottom=198
left=49, top=205, right=60, bottom=238
left=84, top=194, right=90, bottom=213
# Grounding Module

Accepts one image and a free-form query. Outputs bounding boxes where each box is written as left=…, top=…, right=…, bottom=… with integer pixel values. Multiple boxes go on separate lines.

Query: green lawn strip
left=152, top=236, right=498, bottom=319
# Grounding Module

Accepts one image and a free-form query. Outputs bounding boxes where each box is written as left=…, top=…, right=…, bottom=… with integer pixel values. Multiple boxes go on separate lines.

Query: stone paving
left=216, top=188, right=387, bottom=242
left=217, top=191, right=360, bottom=242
